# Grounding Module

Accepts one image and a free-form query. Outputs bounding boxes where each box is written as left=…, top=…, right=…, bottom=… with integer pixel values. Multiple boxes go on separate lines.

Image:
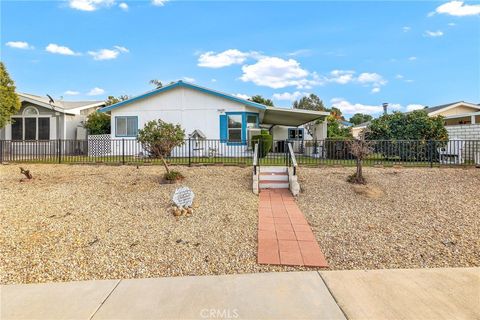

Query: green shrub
left=164, top=170, right=184, bottom=181
left=251, top=132, right=273, bottom=158
left=84, top=112, right=111, bottom=135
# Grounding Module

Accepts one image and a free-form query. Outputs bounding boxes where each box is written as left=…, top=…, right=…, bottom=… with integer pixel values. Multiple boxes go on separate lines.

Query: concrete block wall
left=446, top=124, right=480, bottom=162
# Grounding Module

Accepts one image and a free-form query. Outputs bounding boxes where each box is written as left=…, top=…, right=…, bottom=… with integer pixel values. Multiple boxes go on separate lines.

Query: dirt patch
left=352, top=185, right=384, bottom=198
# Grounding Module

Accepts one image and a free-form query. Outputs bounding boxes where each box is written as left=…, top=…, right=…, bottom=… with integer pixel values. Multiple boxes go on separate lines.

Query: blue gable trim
left=99, top=80, right=267, bottom=113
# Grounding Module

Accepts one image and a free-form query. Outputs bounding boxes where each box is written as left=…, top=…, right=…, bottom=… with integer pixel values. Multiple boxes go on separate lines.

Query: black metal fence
left=0, top=138, right=479, bottom=167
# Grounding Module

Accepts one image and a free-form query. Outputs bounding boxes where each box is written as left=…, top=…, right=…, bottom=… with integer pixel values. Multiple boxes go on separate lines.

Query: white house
left=100, top=81, right=329, bottom=156
left=0, top=93, right=105, bottom=141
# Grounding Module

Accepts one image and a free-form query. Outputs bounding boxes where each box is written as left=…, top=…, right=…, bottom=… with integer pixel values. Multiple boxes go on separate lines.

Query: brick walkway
left=257, top=189, right=328, bottom=267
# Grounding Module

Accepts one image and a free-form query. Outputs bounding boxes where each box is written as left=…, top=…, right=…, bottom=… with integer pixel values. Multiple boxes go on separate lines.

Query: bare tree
left=348, top=131, right=373, bottom=184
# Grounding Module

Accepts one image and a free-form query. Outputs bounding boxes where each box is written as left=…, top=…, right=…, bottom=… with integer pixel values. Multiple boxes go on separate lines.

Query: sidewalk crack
left=89, top=279, right=121, bottom=320
left=317, top=271, right=350, bottom=320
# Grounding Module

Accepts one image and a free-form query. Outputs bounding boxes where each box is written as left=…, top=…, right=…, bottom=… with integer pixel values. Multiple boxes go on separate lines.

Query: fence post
left=58, top=139, right=62, bottom=164
left=122, top=138, right=125, bottom=165
left=0, top=140, right=3, bottom=163
left=188, top=138, right=191, bottom=167
left=429, top=140, right=433, bottom=168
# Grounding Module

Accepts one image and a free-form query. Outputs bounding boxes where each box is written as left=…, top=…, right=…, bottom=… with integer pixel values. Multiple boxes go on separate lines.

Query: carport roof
left=262, top=106, right=329, bottom=127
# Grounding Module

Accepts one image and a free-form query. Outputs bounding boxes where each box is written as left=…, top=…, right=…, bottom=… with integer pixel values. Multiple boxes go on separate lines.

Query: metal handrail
left=253, top=143, right=259, bottom=175
left=287, top=142, right=297, bottom=175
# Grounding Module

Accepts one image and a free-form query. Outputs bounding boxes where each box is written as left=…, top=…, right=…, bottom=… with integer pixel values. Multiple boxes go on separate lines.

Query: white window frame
left=115, top=116, right=138, bottom=137
left=11, top=106, right=51, bottom=140
left=227, top=114, right=242, bottom=142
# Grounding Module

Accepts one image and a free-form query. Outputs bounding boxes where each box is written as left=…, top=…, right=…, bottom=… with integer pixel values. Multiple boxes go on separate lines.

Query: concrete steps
left=259, top=167, right=289, bottom=189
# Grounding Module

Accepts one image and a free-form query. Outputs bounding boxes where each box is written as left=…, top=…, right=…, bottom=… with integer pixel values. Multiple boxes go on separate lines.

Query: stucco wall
left=110, top=86, right=260, bottom=139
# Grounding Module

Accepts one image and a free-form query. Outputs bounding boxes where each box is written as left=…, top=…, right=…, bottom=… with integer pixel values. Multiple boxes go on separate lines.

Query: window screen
left=11, top=118, right=23, bottom=140
left=24, top=118, right=36, bottom=140
left=116, top=117, right=137, bottom=137
left=38, top=118, right=50, bottom=140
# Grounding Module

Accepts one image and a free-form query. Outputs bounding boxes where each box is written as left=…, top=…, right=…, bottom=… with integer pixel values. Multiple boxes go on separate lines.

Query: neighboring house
left=0, top=93, right=105, bottom=141
left=100, top=81, right=329, bottom=155
left=351, top=101, right=480, bottom=139
left=351, top=121, right=370, bottom=138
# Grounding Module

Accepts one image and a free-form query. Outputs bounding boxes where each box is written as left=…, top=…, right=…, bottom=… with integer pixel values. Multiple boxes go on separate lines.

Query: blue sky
left=1, top=0, right=479, bottom=118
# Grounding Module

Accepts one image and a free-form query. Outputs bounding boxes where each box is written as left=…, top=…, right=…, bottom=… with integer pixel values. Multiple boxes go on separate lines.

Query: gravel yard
left=0, top=164, right=307, bottom=285
left=297, top=167, right=480, bottom=270
left=1, top=164, right=479, bottom=284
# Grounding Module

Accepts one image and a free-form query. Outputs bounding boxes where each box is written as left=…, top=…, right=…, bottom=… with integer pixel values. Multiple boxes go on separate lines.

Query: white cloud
left=434, top=1, right=480, bottom=16
left=64, top=90, right=80, bottom=96
left=272, top=91, right=309, bottom=101
left=405, top=79, right=415, bottom=83
left=45, top=43, right=79, bottom=56
left=448, top=22, right=456, bottom=26
left=198, top=49, right=253, bottom=68
left=406, top=104, right=425, bottom=111
left=6, top=41, right=33, bottom=49
left=408, top=56, right=417, bottom=61
left=395, top=74, right=404, bottom=79
left=327, top=70, right=355, bottom=84
left=234, top=93, right=250, bottom=100
left=119, top=2, right=128, bottom=10
left=240, top=56, right=319, bottom=89
left=88, top=46, right=129, bottom=60
left=152, top=0, right=169, bottom=6
left=287, top=49, right=312, bottom=57
left=69, top=0, right=115, bottom=11
left=183, top=77, right=195, bottom=82
left=330, top=98, right=401, bottom=116
left=87, top=87, right=105, bottom=96
left=113, top=45, right=129, bottom=53
left=424, top=30, right=444, bottom=37
left=371, top=87, right=381, bottom=94
left=211, top=78, right=217, bottom=82
left=402, top=26, right=411, bottom=32
left=357, top=72, right=387, bottom=87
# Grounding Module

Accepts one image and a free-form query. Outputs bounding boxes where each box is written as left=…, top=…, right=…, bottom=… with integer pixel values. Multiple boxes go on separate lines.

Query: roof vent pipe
left=382, top=102, right=389, bottom=115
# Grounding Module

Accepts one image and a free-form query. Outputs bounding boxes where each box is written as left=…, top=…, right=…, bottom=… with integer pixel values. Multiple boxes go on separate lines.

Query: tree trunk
left=356, top=158, right=363, bottom=182
left=160, top=156, right=170, bottom=174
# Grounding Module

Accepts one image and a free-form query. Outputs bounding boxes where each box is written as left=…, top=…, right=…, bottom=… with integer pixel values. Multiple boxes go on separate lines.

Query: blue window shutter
left=219, top=115, right=227, bottom=142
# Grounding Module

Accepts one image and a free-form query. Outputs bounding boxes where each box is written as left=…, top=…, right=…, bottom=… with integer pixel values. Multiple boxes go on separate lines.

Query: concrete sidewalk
left=1, top=268, right=478, bottom=320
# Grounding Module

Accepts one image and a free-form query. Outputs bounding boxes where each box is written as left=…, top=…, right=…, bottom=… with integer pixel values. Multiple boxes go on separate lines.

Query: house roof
left=419, top=101, right=480, bottom=115
left=99, top=80, right=269, bottom=112
left=19, top=93, right=105, bottom=114
left=352, top=121, right=371, bottom=128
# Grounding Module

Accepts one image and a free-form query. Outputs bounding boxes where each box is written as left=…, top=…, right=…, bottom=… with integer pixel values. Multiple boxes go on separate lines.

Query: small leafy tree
left=105, top=95, right=128, bottom=106
left=293, top=94, right=327, bottom=137
left=137, top=120, right=185, bottom=175
left=149, top=79, right=163, bottom=89
left=348, top=131, right=374, bottom=184
left=0, top=62, right=21, bottom=128
left=350, top=113, right=373, bottom=125
left=249, top=95, right=274, bottom=106
left=84, top=112, right=111, bottom=135
left=327, top=115, right=352, bottom=139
